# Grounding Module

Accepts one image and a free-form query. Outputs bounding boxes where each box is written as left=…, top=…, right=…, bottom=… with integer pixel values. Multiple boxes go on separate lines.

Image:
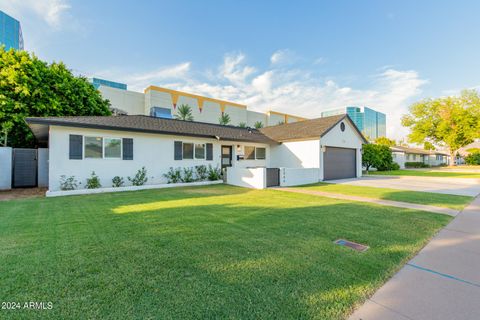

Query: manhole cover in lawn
left=334, top=239, right=369, bottom=252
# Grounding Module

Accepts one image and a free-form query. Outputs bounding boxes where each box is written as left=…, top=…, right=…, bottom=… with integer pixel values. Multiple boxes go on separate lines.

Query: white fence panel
left=280, top=168, right=320, bottom=187
left=226, top=167, right=266, bottom=189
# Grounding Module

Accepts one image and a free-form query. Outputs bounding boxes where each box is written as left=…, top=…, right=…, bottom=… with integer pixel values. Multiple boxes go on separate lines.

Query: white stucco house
left=391, top=146, right=450, bottom=169
left=25, top=114, right=367, bottom=193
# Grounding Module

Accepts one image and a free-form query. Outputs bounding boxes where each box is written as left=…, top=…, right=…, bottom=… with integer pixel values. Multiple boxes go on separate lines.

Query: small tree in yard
left=362, top=144, right=395, bottom=172
left=402, top=90, right=480, bottom=165
left=128, top=167, right=148, bottom=186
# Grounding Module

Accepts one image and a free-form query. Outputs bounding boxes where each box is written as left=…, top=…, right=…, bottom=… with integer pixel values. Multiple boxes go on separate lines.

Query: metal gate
left=12, top=148, right=38, bottom=188
left=266, top=168, right=280, bottom=187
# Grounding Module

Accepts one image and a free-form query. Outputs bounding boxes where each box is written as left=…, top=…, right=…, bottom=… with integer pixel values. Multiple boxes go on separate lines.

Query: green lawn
left=298, top=183, right=473, bottom=210
left=368, top=169, right=480, bottom=178
left=0, top=185, right=451, bottom=319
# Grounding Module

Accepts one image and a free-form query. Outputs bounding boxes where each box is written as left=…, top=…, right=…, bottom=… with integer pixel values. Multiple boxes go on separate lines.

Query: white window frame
left=84, top=136, right=104, bottom=159
left=182, top=142, right=194, bottom=160
left=194, top=143, right=206, bottom=160
left=104, top=137, right=123, bottom=159
left=255, top=147, right=266, bottom=160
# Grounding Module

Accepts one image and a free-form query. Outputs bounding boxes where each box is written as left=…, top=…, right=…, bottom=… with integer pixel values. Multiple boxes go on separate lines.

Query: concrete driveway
left=328, top=175, right=480, bottom=197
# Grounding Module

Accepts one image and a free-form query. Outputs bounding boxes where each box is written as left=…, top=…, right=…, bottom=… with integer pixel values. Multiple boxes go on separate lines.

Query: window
left=104, top=138, right=122, bottom=158
left=85, top=137, right=103, bottom=158
left=244, top=146, right=255, bottom=160
left=195, top=143, right=205, bottom=159
left=255, top=147, right=266, bottom=160
left=183, top=143, right=194, bottom=159
left=150, top=106, right=172, bottom=119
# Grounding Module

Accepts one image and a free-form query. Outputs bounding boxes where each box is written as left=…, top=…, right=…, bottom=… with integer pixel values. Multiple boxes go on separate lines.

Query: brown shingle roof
left=260, top=114, right=367, bottom=142
left=25, top=115, right=278, bottom=145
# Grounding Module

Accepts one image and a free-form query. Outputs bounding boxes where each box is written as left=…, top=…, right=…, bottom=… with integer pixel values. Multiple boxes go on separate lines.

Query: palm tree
left=254, top=121, right=264, bottom=129
left=219, top=113, right=231, bottom=126
left=175, top=104, right=194, bottom=121
left=238, top=122, right=247, bottom=128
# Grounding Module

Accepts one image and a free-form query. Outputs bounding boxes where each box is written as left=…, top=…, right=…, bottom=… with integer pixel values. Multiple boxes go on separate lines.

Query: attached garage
left=323, top=147, right=356, bottom=180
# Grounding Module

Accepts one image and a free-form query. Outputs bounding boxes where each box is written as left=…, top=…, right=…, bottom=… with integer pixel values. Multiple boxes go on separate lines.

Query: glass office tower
left=321, top=106, right=386, bottom=140
left=91, top=78, right=127, bottom=90
left=0, top=11, right=23, bottom=50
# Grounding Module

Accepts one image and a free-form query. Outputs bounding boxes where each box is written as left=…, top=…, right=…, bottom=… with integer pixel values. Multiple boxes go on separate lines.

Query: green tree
left=374, top=136, right=395, bottom=147
left=238, top=122, right=247, bottom=128
left=254, top=121, right=264, bottom=129
left=219, top=113, right=231, bottom=126
left=362, top=144, right=395, bottom=172
left=174, top=104, right=194, bottom=121
left=424, top=141, right=436, bottom=150
left=276, top=121, right=285, bottom=125
left=0, top=48, right=111, bottom=147
left=402, top=90, right=480, bottom=165
left=465, top=152, right=480, bottom=165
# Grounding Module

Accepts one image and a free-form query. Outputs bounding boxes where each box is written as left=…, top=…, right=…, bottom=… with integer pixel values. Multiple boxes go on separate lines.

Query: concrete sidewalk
left=274, top=187, right=459, bottom=216
left=349, top=196, right=480, bottom=320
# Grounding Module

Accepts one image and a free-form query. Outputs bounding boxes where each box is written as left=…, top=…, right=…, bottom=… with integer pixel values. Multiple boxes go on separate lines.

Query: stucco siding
left=269, top=139, right=320, bottom=168
left=99, top=86, right=145, bottom=115
left=47, top=126, right=270, bottom=191
left=319, top=120, right=364, bottom=179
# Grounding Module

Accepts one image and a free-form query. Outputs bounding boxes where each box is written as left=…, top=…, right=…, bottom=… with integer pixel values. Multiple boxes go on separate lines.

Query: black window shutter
left=174, top=141, right=183, bottom=160
left=69, top=135, right=83, bottom=159
left=123, top=138, right=133, bottom=160
left=206, top=143, right=213, bottom=160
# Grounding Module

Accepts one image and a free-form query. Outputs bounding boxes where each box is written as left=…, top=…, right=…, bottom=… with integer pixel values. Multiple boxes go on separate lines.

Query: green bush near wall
left=405, top=162, right=431, bottom=168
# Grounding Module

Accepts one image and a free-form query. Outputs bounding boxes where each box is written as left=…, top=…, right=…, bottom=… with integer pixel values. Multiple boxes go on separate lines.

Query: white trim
left=194, top=143, right=206, bottom=160
left=46, top=180, right=224, bottom=197
left=104, top=137, right=123, bottom=159
left=84, top=136, right=103, bottom=159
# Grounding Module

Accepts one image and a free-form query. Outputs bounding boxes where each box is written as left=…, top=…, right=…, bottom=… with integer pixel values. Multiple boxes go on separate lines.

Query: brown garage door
left=324, top=147, right=356, bottom=180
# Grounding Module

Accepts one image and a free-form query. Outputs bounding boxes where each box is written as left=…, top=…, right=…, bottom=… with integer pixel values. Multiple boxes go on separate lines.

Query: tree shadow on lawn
left=0, top=188, right=451, bottom=319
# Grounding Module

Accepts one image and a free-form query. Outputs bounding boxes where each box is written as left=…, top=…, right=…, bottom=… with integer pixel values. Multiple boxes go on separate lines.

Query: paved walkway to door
left=273, top=187, right=459, bottom=216
left=349, top=195, right=480, bottom=320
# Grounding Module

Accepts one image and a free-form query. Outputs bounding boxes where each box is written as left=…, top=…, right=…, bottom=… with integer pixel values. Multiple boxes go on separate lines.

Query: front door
left=221, top=146, right=232, bottom=168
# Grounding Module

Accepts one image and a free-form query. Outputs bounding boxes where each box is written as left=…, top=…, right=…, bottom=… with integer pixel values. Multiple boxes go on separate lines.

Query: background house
left=390, top=146, right=450, bottom=168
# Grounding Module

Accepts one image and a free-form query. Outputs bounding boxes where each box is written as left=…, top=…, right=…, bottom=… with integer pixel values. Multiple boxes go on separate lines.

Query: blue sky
left=2, top=0, right=479, bottom=138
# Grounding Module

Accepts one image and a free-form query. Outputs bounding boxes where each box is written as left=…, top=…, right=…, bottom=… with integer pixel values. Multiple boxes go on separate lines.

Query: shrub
left=59, top=175, right=79, bottom=191
left=405, top=162, right=430, bottom=168
left=181, top=167, right=195, bottom=183
left=86, top=171, right=101, bottom=189
left=128, top=167, right=148, bottom=186
left=254, top=121, right=264, bottom=129
left=389, top=162, right=400, bottom=170
left=465, top=152, right=480, bottom=165
left=207, top=165, right=223, bottom=181
left=362, top=144, right=394, bottom=171
left=163, top=167, right=182, bottom=184
left=112, top=176, right=124, bottom=188
left=195, top=165, right=208, bottom=181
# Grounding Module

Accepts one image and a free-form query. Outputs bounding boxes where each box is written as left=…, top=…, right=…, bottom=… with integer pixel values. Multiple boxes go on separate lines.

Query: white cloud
left=219, top=52, right=256, bottom=85
left=1, top=0, right=71, bottom=27
left=270, top=49, right=297, bottom=65
left=91, top=53, right=427, bottom=139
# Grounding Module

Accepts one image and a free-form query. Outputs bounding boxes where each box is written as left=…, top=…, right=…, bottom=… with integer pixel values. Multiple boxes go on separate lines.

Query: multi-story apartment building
left=321, top=106, right=386, bottom=139
left=96, top=82, right=307, bottom=127
left=0, top=10, right=23, bottom=50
